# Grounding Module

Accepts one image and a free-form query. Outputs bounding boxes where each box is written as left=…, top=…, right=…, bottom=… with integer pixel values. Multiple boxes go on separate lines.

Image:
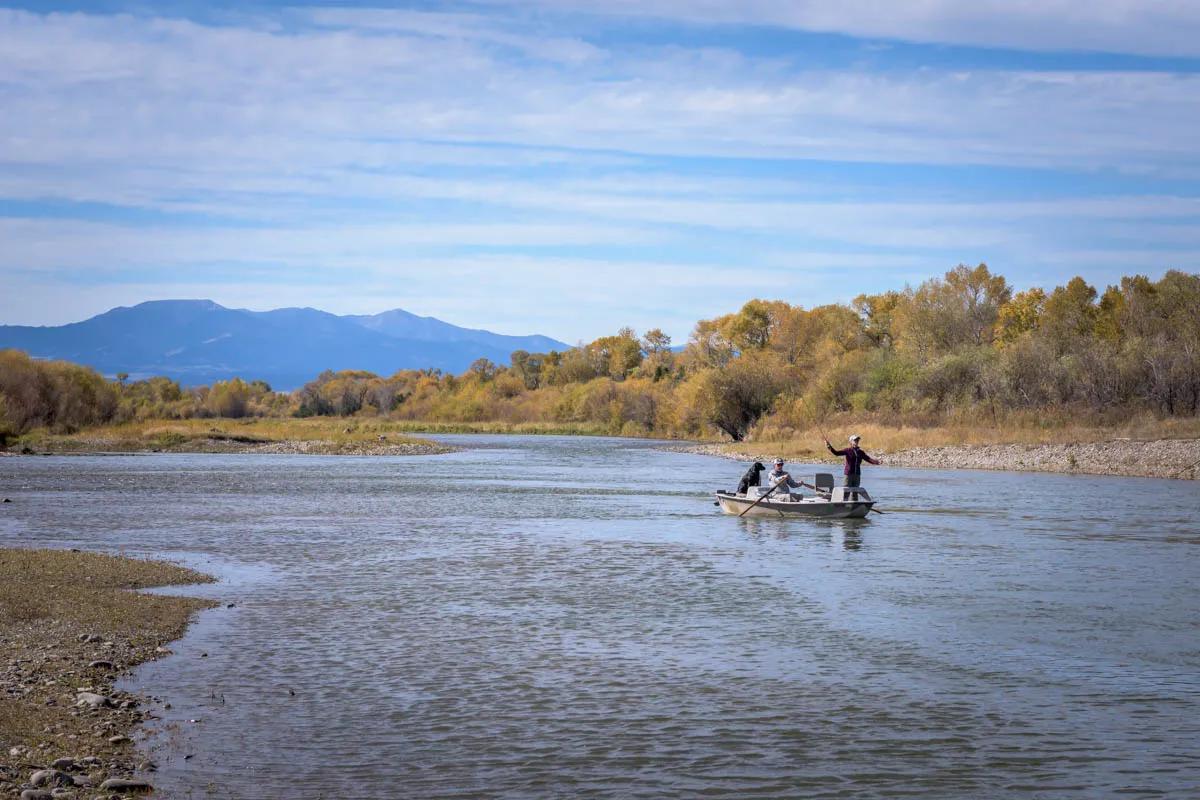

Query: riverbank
left=9, top=417, right=1200, bottom=479
left=8, top=419, right=456, bottom=456
left=0, top=549, right=215, bottom=798
left=675, top=436, right=1200, bottom=480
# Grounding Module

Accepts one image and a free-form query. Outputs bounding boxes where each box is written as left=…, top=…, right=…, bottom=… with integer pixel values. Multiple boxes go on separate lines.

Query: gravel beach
left=0, top=549, right=215, bottom=799
left=674, top=438, right=1200, bottom=480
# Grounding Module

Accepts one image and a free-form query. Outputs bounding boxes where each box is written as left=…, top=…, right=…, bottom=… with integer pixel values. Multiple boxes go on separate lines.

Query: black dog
left=736, top=462, right=766, bottom=495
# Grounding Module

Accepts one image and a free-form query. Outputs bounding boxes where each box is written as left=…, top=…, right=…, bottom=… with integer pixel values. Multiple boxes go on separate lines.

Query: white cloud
left=2, top=7, right=1198, bottom=187
left=300, top=7, right=605, bottom=65
left=2, top=188, right=1194, bottom=338
left=491, top=0, right=1200, bottom=58
left=0, top=6, right=1197, bottom=336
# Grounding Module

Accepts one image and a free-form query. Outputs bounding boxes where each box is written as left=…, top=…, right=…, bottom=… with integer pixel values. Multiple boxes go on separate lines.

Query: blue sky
left=2, top=1, right=1199, bottom=342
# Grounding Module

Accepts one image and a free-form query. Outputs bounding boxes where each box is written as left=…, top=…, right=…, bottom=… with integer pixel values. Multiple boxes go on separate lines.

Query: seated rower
left=767, top=458, right=802, bottom=494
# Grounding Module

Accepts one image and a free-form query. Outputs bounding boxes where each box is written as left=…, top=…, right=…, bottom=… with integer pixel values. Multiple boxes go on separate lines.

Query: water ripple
left=2, top=436, right=1197, bottom=798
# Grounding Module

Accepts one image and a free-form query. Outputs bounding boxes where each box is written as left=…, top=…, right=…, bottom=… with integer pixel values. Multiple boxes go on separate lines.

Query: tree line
left=3, top=266, right=1198, bottom=444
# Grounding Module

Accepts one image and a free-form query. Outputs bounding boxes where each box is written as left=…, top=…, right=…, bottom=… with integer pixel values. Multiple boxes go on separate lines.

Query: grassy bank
left=7, top=417, right=638, bottom=455
left=362, top=419, right=611, bottom=436
left=8, top=415, right=1200, bottom=478
left=11, top=418, right=458, bottom=455
left=0, top=548, right=215, bottom=796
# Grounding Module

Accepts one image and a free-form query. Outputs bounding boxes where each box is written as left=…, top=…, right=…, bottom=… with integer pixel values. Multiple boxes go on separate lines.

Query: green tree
left=1041, top=276, right=1098, bottom=353
left=510, top=350, right=543, bottom=389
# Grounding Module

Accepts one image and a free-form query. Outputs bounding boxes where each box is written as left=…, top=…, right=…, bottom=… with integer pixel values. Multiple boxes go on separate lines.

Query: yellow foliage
left=5, top=268, right=1200, bottom=447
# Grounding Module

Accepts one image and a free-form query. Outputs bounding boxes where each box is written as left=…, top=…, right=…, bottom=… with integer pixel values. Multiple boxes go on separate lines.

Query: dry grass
left=0, top=548, right=214, bottom=792
left=17, top=417, right=441, bottom=452
left=13, top=411, right=1200, bottom=457
left=14, top=416, right=614, bottom=453
left=379, top=419, right=609, bottom=435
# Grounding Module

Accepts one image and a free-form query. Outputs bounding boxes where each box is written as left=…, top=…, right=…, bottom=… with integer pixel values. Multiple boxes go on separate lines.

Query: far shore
left=2, top=418, right=648, bottom=457
left=0, top=548, right=216, bottom=797
left=673, top=437, right=1200, bottom=481
left=5, top=418, right=459, bottom=457
left=5, top=417, right=1199, bottom=480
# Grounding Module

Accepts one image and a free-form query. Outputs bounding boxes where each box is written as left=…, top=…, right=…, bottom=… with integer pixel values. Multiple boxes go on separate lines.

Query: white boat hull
left=715, top=491, right=873, bottom=519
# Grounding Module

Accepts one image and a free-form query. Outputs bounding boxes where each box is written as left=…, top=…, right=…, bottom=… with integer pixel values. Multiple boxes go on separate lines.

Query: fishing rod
left=801, top=392, right=834, bottom=450
left=1171, top=456, right=1200, bottom=479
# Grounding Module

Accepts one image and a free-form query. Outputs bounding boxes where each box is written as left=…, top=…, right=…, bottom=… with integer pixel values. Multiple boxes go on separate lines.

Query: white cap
left=774, top=457, right=784, bottom=464
left=849, top=434, right=861, bottom=442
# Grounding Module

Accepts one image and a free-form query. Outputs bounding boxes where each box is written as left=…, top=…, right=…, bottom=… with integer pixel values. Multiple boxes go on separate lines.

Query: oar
left=797, top=479, right=830, bottom=498
left=738, top=478, right=788, bottom=518
left=799, top=479, right=884, bottom=514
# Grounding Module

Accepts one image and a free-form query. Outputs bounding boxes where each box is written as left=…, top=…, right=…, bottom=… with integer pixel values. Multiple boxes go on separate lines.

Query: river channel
left=2, top=435, right=1198, bottom=798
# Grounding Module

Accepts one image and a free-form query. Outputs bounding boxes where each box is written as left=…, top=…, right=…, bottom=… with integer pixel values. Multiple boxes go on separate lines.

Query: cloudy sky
left=2, top=1, right=1198, bottom=341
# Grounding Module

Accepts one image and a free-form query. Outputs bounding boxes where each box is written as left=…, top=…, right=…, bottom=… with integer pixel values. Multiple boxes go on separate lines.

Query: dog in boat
left=736, top=462, right=766, bottom=495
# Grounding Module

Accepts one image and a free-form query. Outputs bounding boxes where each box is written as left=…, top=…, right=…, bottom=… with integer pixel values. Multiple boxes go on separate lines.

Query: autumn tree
left=694, top=355, right=786, bottom=441
left=642, top=328, right=672, bottom=355
left=996, top=287, right=1046, bottom=345
left=895, top=263, right=1012, bottom=357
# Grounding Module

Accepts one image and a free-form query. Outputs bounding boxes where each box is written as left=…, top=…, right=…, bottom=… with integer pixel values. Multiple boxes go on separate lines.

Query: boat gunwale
left=713, top=490, right=874, bottom=516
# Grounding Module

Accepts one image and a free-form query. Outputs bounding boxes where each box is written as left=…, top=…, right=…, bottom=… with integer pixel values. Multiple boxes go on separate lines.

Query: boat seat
left=815, top=473, right=835, bottom=493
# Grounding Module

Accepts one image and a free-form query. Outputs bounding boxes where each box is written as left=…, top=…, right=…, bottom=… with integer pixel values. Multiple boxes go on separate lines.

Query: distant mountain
left=0, top=300, right=570, bottom=390
left=346, top=308, right=566, bottom=353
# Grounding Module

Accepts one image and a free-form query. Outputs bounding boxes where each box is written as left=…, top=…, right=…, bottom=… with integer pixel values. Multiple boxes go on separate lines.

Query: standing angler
left=825, top=434, right=881, bottom=487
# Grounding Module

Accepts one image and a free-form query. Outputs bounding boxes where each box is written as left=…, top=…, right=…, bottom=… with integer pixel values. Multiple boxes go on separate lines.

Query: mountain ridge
left=0, top=300, right=570, bottom=390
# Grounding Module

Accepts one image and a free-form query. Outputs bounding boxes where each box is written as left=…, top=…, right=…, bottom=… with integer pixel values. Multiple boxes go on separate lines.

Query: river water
left=2, top=435, right=1198, bottom=798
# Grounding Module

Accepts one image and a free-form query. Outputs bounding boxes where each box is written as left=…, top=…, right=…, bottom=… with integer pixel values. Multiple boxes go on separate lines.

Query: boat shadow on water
left=734, top=515, right=871, bottom=549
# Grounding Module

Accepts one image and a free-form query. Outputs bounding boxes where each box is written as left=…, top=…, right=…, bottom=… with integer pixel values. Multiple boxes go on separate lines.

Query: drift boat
left=715, top=473, right=874, bottom=519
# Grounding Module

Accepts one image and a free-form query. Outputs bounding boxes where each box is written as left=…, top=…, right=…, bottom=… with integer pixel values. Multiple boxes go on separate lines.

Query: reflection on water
left=2, top=435, right=1199, bottom=799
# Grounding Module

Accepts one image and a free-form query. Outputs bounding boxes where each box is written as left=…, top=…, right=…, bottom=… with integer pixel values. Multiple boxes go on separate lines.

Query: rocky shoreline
left=0, top=549, right=216, bottom=799
left=151, top=437, right=455, bottom=456
left=5, top=436, right=455, bottom=457
left=673, top=438, right=1200, bottom=480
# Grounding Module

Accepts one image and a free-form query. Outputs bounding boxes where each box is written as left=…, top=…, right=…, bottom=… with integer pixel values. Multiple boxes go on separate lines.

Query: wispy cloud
left=0, top=5, right=1196, bottom=338
left=488, top=0, right=1200, bottom=58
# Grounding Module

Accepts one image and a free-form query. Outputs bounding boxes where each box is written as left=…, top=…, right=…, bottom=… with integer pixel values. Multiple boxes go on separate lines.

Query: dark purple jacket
left=827, top=443, right=879, bottom=475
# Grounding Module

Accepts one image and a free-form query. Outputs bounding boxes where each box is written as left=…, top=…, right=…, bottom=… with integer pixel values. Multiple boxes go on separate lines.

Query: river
left=2, top=435, right=1198, bottom=798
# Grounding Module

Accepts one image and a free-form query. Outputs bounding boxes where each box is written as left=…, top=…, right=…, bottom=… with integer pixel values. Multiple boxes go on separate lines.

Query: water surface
left=2, top=435, right=1198, bottom=798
